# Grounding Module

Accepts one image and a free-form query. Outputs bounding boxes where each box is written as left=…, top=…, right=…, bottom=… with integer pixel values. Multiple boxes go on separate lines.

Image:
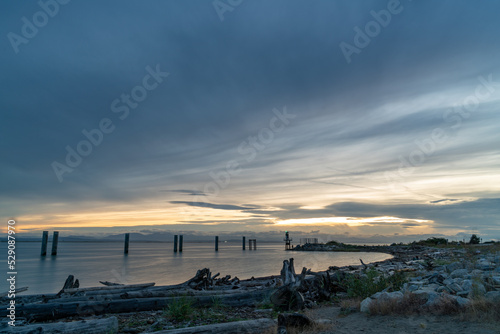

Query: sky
left=1, top=0, right=499, bottom=243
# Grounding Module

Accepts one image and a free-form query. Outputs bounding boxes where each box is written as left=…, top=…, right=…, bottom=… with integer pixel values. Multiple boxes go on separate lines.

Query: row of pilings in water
left=39, top=231, right=257, bottom=255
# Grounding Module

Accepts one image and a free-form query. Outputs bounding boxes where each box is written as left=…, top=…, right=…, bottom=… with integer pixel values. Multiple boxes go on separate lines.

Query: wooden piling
left=174, top=235, right=178, bottom=252
left=124, top=233, right=130, bottom=254
left=51, top=231, right=59, bottom=256
left=40, top=231, right=48, bottom=256
left=242, top=236, right=246, bottom=250
left=179, top=235, right=183, bottom=252
left=215, top=236, right=219, bottom=251
left=248, top=239, right=256, bottom=250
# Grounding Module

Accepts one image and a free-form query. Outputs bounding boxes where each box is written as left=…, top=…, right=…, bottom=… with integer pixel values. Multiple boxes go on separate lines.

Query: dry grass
left=284, top=321, right=334, bottom=334
left=460, top=298, right=500, bottom=323
left=367, top=293, right=500, bottom=324
left=425, top=295, right=462, bottom=315
left=339, top=298, right=361, bottom=315
left=368, top=292, right=426, bottom=315
left=261, top=327, right=278, bottom=334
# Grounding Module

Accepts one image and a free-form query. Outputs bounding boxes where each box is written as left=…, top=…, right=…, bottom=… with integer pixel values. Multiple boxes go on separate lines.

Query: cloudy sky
left=1, top=0, right=499, bottom=242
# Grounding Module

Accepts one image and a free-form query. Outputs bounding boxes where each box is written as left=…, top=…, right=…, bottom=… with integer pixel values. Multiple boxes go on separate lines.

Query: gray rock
left=490, top=276, right=500, bottom=285
left=461, top=279, right=473, bottom=291
left=448, top=295, right=471, bottom=307
left=427, top=273, right=446, bottom=285
left=360, top=297, right=373, bottom=314
left=446, top=282, right=463, bottom=293
left=436, top=286, right=447, bottom=293
left=450, top=269, right=469, bottom=278
left=371, top=291, right=403, bottom=302
left=470, top=269, right=483, bottom=277
left=413, top=289, right=438, bottom=304
left=476, top=262, right=496, bottom=271
left=443, top=278, right=454, bottom=285
left=446, top=262, right=463, bottom=273
left=468, top=282, right=486, bottom=298
left=408, top=284, right=420, bottom=292
left=456, top=296, right=471, bottom=307
left=427, top=293, right=441, bottom=306
left=360, top=291, right=403, bottom=314
left=485, top=291, right=500, bottom=303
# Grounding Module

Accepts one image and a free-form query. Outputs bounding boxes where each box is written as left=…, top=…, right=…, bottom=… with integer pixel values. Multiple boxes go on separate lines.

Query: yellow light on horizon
left=275, top=216, right=432, bottom=227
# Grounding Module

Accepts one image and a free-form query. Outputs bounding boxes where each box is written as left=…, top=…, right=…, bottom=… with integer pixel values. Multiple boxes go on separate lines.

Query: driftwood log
left=271, top=258, right=339, bottom=310
left=0, top=268, right=277, bottom=323
left=143, top=318, right=276, bottom=334
left=99, top=281, right=123, bottom=286
left=57, top=275, right=79, bottom=295
left=3, top=316, right=118, bottom=334
left=0, top=287, right=28, bottom=298
left=4, top=289, right=273, bottom=321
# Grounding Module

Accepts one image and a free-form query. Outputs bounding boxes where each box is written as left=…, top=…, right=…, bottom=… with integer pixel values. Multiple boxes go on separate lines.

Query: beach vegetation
left=341, top=269, right=407, bottom=299
left=165, top=296, right=194, bottom=322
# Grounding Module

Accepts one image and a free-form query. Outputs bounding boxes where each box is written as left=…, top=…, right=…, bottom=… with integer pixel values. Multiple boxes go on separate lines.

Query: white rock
left=360, top=297, right=373, bottom=314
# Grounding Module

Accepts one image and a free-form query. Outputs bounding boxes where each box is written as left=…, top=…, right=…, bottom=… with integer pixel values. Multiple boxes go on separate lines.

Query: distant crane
left=284, top=231, right=293, bottom=250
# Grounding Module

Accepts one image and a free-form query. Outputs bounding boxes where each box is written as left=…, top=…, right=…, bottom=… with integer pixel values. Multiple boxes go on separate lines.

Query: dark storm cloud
left=1, top=0, right=500, bottom=237
left=169, top=201, right=255, bottom=211
left=164, top=190, right=207, bottom=196
left=170, top=197, right=500, bottom=231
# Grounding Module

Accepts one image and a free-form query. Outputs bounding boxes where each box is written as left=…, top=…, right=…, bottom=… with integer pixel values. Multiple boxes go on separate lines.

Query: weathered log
left=270, top=285, right=304, bottom=311
left=7, top=287, right=253, bottom=307
left=63, top=282, right=155, bottom=294
left=58, top=275, right=79, bottom=295
left=99, top=281, right=123, bottom=286
left=142, top=318, right=276, bottom=334
left=3, top=316, right=118, bottom=334
left=3, top=289, right=273, bottom=321
left=280, top=259, right=297, bottom=286
left=0, top=287, right=28, bottom=297
left=122, top=288, right=251, bottom=299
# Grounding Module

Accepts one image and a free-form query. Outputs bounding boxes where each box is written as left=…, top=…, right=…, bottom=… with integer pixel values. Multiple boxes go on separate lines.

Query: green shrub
left=341, top=269, right=406, bottom=299
left=166, top=296, right=194, bottom=322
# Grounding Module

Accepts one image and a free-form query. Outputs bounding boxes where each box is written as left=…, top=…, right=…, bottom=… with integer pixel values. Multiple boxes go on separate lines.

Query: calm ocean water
left=0, top=242, right=392, bottom=295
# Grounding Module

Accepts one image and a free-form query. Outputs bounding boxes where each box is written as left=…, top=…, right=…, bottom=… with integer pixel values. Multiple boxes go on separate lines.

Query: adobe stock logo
left=7, top=0, right=71, bottom=54
left=212, top=0, right=243, bottom=22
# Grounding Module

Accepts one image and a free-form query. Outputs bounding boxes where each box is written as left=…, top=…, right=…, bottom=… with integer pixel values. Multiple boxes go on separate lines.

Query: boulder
left=490, top=276, right=500, bottom=285
left=360, top=297, right=373, bottom=314
left=485, top=291, right=500, bottom=303
left=413, top=289, right=439, bottom=305
left=470, top=269, right=483, bottom=277
left=448, top=295, right=471, bottom=307
left=446, top=262, right=463, bottom=273
left=476, top=260, right=496, bottom=271
left=461, top=279, right=473, bottom=291
left=450, top=269, right=469, bottom=279
left=446, top=282, right=463, bottom=294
